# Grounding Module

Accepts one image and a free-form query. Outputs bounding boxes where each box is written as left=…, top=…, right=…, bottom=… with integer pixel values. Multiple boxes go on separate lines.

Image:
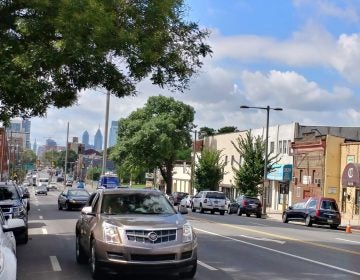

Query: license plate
left=327, top=219, right=333, bottom=223
left=251, top=204, right=257, bottom=208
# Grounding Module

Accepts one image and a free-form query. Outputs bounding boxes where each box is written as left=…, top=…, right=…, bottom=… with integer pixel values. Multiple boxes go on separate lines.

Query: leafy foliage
left=0, top=0, right=211, bottom=123
left=56, top=150, right=78, bottom=171
left=217, top=126, right=238, bottom=134
left=232, top=131, right=278, bottom=196
left=86, top=166, right=102, bottom=182
left=198, top=127, right=216, bottom=139
left=22, top=149, right=36, bottom=164
left=194, top=148, right=225, bottom=192
left=110, top=95, right=195, bottom=194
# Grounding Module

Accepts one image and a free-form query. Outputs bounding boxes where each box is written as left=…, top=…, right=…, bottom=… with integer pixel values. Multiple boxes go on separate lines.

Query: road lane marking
left=336, top=238, right=360, bottom=244
left=191, top=216, right=360, bottom=256
left=195, top=228, right=360, bottom=277
left=39, top=216, right=43, bottom=220
left=197, top=260, right=218, bottom=271
left=239, top=234, right=286, bottom=244
left=42, top=227, right=47, bottom=234
left=37, top=209, right=41, bottom=211
left=49, top=256, right=62, bottom=272
left=249, top=222, right=265, bottom=226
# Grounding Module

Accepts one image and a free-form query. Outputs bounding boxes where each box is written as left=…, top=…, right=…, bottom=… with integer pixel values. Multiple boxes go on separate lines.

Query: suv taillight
left=258, top=202, right=262, bottom=208
left=204, top=198, right=207, bottom=203
left=243, top=201, right=247, bottom=206
left=315, top=210, right=320, bottom=217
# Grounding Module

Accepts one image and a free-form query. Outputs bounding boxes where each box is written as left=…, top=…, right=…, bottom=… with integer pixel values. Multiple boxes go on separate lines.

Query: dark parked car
left=172, top=192, right=189, bottom=205
left=18, top=185, right=30, bottom=212
left=282, top=197, right=341, bottom=229
left=75, top=188, right=197, bottom=279
left=0, top=182, right=29, bottom=244
left=228, top=195, right=262, bottom=218
left=58, top=188, right=90, bottom=211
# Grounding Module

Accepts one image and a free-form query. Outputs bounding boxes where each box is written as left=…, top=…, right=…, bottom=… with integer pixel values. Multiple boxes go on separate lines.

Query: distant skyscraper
left=82, top=130, right=90, bottom=149
left=109, top=121, right=118, bottom=147
left=33, top=139, right=37, bottom=154
left=94, top=127, right=103, bottom=151
left=22, top=119, right=31, bottom=149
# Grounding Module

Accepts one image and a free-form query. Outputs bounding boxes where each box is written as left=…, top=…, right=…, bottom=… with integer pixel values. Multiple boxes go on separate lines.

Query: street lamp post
left=240, top=105, right=283, bottom=216
left=189, top=129, right=197, bottom=195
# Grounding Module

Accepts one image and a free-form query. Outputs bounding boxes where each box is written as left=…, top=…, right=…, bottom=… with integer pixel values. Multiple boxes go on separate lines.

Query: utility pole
left=64, top=122, right=69, bottom=186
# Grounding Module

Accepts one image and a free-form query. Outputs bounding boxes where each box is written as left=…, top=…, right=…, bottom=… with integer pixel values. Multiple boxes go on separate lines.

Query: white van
left=37, top=178, right=49, bottom=188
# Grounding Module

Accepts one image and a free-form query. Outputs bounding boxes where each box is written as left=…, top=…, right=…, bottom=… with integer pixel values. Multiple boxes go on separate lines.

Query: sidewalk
left=265, top=210, right=360, bottom=232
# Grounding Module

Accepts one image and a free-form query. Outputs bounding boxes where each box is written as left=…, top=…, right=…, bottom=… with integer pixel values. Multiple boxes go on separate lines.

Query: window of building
left=224, top=155, right=228, bottom=165
left=270, top=141, right=274, bottom=153
left=283, top=140, right=287, bottom=154
left=279, top=140, right=282, bottom=154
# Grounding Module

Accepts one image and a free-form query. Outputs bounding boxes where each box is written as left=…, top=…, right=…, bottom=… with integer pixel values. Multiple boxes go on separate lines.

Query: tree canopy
left=110, top=95, right=195, bottom=194
left=217, top=126, right=238, bottom=134
left=194, top=148, right=225, bottom=192
left=232, top=131, right=278, bottom=196
left=0, top=0, right=211, bottom=123
left=198, top=127, right=216, bottom=139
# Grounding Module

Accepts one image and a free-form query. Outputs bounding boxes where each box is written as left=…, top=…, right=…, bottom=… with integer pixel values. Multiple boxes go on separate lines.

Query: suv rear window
left=206, top=192, right=225, bottom=199
left=321, top=200, right=338, bottom=211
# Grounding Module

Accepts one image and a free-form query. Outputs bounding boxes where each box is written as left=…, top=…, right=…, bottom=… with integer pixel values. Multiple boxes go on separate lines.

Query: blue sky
left=31, top=0, right=360, bottom=147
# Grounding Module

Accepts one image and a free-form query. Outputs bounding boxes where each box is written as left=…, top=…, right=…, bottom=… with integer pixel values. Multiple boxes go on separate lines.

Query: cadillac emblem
left=148, top=231, right=158, bottom=242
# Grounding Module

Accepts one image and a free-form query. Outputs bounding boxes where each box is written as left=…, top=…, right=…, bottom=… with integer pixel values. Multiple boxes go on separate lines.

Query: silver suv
left=191, top=190, right=227, bottom=215
left=75, top=188, right=197, bottom=279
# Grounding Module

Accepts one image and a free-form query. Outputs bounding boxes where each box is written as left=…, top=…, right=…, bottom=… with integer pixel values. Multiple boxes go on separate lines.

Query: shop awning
left=341, top=163, right=360, bottom=187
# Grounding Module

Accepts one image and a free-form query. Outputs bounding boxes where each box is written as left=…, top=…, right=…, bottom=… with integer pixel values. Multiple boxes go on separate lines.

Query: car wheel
left=210, top=210, right=215, bottom=214
left=330, top=224, right=339, bottom=230
left=179, top=260, right=197, bottom=279
left=305, top=215, right=312, bottom=227
left=246, top=213, right=250, bottom=217
left=17, top=228, right=28, bottom=244
left=90, top=240, right=104, bottom=279
left=191, top=203, right=196, bottom=212
left=200, top=204, right=204, bottom=213
left=76, top=234, right=88, bottom=264
left=237, top=207, right=242, bottom=216
left=64, top=202, right=71, bottom=211
left=256, top=213, right=262, bottom=219
left=58, top=202, right=62, bottom=210
left=220, top=210, right=225, bottom=216
left=282, top=213, right=288, bottom=223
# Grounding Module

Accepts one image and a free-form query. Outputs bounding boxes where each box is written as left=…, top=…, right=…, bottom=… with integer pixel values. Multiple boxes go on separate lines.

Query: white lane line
left=197, top=260, right=218, bottom=271
left=249, top=222, right=266, bottom=226
left=195, top=228, right=360, bottom=277
left=49, top=256, right=62, bottom=272
left=39, top=215, right=43, bottom=220
left=37, top=209, right=41, bottom=211
left=239, top=234, right=286, bottom=244
left=336, top=238, right=360, bottom=244
left=42, top=227, right=48, bottom=234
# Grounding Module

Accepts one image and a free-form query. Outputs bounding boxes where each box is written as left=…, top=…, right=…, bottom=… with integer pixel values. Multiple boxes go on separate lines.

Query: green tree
left=57, top=150, right=78, bottom=171
left=217, top=126, right=238, bottom=134
left=198, top=127, right=216, bottom=139
left=44, top=150, right=60, bottom=167
left=0, top=0, right=211, bottom=124
left=194, top=148, right=225, bottom=192
left=232, top=131, right=278, bottom=196
left=87, top=166, right=102, bottom=182
left=22, top=149, right=36, bottom=164
left=110, top=95, right=194, bottom=194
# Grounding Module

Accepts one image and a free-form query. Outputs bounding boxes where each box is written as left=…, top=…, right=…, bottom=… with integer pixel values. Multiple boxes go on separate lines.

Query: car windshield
left=206, top=192, right=225, bottom=199
left=101, top=192, right=176, bottom=215
left=0, top=186, right=19, bottom=200
left=68, top=190, right=89, bottom=197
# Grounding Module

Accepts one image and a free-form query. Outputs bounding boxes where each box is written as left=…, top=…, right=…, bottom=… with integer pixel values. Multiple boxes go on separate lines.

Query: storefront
left=341, top=163, right=360, bottom=226
left=267, top=164, right=292, bottom=211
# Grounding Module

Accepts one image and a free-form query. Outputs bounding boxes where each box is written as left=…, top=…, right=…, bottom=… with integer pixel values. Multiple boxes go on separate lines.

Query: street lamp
left=189, top=129, right=197, bottom=196
left=240, top=105, right=283, bottom=216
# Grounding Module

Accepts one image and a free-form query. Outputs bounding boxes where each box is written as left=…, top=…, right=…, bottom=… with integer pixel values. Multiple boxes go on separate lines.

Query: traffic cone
left=346, top=223, right=352, bottom=234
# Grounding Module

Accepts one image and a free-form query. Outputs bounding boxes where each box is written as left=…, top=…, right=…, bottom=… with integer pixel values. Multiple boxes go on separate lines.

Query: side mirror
left=178, top=205, right=188, bottom=215
left=288, top=206, right=293, bottom=210
left=81, top=206, right=95, bottom=216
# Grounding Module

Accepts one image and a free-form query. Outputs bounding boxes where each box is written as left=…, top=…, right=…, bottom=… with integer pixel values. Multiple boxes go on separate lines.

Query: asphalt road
left=16, top=186, right=360, bottom=280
